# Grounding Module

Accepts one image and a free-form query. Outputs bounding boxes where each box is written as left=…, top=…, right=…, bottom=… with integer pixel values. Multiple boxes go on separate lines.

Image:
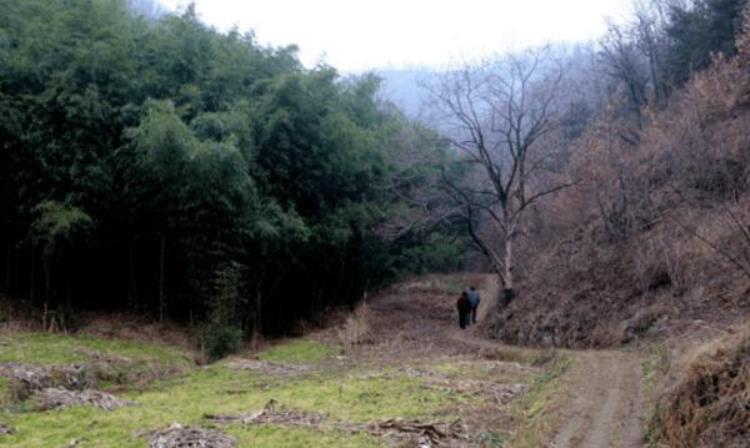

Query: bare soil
left=550, top=351, right=644, bottom=448
left=451, top=276, right=646, bottom=447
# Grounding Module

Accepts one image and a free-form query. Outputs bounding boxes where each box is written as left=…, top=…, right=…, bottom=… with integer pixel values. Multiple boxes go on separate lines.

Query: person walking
left=456, top=292, right=470, bottom=329
left=465, top=286, right=481, bottom=324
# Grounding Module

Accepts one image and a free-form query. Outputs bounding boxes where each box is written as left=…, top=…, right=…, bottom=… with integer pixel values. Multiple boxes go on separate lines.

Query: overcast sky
left=160, top=0, right=634, bottom=72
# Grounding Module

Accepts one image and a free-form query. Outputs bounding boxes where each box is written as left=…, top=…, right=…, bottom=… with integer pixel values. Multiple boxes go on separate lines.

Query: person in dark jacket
left=456, top=292, right=470, bottom=329
left=465, top=286, right=481, bottom=324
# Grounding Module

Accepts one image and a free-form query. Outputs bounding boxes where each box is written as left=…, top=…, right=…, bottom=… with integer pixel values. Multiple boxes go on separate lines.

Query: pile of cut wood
left=0, top=423, right=14, bottom=435
left=144, top=423, right=236, bottom=448
left=0, top=362, right=132, bottom=411
left=34, top=388, right=133, bottom=411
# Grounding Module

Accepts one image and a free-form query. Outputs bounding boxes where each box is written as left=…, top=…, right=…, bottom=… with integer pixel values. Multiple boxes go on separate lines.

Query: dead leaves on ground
left=0, top=361, right=134, bottom=411
left=0, top=423, right=14, bottom=435
left=0, top=362, right=90, bottom=396
left=403, top=365, right=528, bottom=406
left=224, top=359, right=314, bottom=376
left=34, top=387, right=133, bottom=411
left=205, top=399, right=326, bottom=426
left=142, top=423, right=236, bottom=448
left=205, top=399, right=470, bottom=447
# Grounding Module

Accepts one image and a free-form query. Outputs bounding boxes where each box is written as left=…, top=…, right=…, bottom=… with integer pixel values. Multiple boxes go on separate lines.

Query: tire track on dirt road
left=550, top=350, right=644, bottom=448
left=446, top=275, right=645, bottom=447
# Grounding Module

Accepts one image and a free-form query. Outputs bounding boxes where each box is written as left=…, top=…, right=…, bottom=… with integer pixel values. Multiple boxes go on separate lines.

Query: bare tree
left=599, top=23, right=650, bottom=130
left=426, top=49, right=573, bottom=304
left=598, top=0, right=676, bottom=115
left=633, top=0, right=671, bottom=104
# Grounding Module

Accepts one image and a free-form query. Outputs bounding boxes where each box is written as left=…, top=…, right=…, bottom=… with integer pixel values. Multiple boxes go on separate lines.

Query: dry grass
left=655, top=324, right=750, bottom=447
left=337, top=303, right=375, bottom=352
left=483, top=4, right=750, bottom=352
left=78, top=311, right=194, bottom=351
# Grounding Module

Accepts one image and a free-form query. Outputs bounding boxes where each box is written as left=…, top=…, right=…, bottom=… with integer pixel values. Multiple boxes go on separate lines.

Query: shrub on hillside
left=655, top=325, right=750, bottom=447
left=198, top=263, right=245, bottom=362
left=199, top=324, right=243, bottom=362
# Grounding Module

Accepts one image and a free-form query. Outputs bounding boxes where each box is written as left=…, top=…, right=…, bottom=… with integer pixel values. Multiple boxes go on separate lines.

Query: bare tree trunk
left=429, top=49, right=568, bottom=307
left=30, top=246, right=35, bottom=302
left=66, top=272, right=71, bottom=307
left=251, top=289, right=262, bottom=349
left=43, top=257, right=50, bottom=305
left=503, top=233, right=516, bottom=306
left=4, top=247, right=11, bottom=293
left=128, top=237, right=137, bottom=309
left=42, top=301, right=48, bottom=331
left=504, top=237, right=513, bottom=286
left=159, top=234, right=165, bottom=322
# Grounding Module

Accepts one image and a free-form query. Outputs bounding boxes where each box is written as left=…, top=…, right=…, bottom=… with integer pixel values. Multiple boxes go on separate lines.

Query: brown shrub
left=658, top=325, right=750, bottom=447
left=488, top=7, right=750, bottom=350
left=337, top=302, right=375, bottom=351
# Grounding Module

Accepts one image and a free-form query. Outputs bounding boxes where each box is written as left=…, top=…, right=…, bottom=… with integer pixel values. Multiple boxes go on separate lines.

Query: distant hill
left=128, top=0, right=165, bottom=18
left=376, top=68, right=437, bottom=119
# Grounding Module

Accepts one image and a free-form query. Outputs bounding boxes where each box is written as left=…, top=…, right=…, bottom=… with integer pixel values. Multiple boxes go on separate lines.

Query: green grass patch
left=641, top=348, right=666, bottom=393
left=130, top=365, right=456, bottom=423
left=0, top=331, right=187, bottom=367
left=0, top=377, right=7, bottom=404
left=431, top=359, right=527, bottom=384
left=508, top=352, right=573, bottom=448
left=0, top=316, right=552, bottom=446
left=0, top=361, right=459, bottom=447
left=257, top=340, right=337, bottom=364
left=641, top=347, right=669, bottom=447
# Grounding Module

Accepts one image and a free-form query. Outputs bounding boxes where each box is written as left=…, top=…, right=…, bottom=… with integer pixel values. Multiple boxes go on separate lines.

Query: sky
left=160, top=0, right=634, bottom=72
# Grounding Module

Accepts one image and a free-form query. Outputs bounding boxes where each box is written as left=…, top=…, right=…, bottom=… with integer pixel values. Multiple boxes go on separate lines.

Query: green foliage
left=666, top=0, right=748, bottom=85
left=479, top=432, right=505, bottom=448
left=199, top=263, right=246, bottom=361
left=0, top=0, right=466, bottom=340
left=391, top=233, right=464, bottom=276
left=46, top=304, right=81, bottom=333
left=30, top=201, right=92, bottom=257
left=200, top=325, right=243, bottom=362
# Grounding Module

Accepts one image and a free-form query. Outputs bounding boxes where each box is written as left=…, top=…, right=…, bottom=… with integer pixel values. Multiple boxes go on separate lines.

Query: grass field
left=0, top=275, right=559, bottom=447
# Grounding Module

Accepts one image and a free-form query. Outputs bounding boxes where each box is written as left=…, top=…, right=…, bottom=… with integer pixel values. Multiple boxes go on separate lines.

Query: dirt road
left=445, top=276, right=645, bottom=447
left=550, top=350, right=644, bottom=448
left=364, top=274, right=645, bottom=447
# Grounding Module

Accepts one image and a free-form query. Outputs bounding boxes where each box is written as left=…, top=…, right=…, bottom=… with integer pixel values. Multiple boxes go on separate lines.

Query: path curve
left=447, top=275, right=645, bottom=448
left=446, top=275, right=500, bottom=348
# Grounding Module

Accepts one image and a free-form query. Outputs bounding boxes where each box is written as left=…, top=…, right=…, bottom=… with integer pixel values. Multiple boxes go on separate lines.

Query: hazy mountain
left=376, top=68, right=438, bottom=119
left=128, top=0, right=165, bottom=18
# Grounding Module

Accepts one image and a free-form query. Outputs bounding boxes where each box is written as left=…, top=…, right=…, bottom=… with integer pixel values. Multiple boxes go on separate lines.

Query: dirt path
left=444, top=276, right=645, bottom=447
left=363, top=274, right=645, bottom=447
left=550, top=350, right=644, bottom=448
left=446, top=275, right=501, bottom=347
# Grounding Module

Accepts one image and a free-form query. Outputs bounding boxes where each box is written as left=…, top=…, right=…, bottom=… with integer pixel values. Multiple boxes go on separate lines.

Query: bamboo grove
left=0, top=0, right=464, bottom=351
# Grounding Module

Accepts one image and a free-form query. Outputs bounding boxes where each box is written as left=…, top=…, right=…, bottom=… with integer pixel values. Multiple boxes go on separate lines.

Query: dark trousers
left=458, top=311, right=468, bottom=329
left=469, top=306, right=478, bottom=324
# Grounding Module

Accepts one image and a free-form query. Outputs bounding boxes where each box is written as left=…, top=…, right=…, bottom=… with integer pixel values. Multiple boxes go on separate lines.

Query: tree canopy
left=0, top=0, right=464, bottom=344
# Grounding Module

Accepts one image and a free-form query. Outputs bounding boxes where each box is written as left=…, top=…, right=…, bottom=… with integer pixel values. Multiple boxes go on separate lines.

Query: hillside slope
left=487, top=5, right=750, bottom=350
